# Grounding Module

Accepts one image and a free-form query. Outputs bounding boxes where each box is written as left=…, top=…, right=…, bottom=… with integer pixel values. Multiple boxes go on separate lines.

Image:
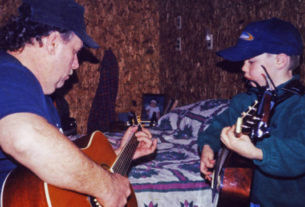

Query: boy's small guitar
left=211, top=101, right=258, bottom=207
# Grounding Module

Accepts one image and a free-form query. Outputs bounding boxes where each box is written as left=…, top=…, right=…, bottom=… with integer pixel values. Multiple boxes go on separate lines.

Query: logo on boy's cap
left=240, top=32, right=254, bottom=41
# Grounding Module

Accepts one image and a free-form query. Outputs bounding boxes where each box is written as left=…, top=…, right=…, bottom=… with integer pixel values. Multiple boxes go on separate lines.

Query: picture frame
left=141, top=94, right=166, bottom=124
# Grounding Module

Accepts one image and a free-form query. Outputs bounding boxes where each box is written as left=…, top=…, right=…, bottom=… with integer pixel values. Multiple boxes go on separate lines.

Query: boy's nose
left=241, top=64, right=247, bottom=72
left=241, top=61, right=248, bottom=72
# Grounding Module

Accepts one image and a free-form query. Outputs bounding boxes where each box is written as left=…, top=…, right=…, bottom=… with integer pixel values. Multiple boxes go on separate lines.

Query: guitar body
left=214, top=149, right=253, bottom=207
left=1, top=131, right=138, bottom=207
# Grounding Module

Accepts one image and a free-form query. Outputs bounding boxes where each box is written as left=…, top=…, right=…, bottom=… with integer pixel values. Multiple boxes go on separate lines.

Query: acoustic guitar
left=211, top=101, right=259, bottom=207
left=1, top=129, right=140, bottom=207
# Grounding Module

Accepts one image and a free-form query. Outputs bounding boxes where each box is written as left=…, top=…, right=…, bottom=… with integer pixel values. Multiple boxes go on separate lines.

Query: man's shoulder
left=0, top=56, right=39, bottom=88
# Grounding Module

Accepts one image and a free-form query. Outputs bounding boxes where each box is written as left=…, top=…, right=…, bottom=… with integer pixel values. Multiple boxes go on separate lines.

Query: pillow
left=157, top=99, right=229, bottom=138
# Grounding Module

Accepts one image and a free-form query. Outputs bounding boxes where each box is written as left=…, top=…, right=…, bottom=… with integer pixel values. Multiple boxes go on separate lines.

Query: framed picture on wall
left=141, top=94, right=166, bottom=125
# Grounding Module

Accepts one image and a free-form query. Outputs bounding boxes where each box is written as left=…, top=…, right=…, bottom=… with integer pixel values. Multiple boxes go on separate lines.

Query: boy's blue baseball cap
left=20, top=0, right=99, bottom=48
left=217, top=18, right=303, bottom=61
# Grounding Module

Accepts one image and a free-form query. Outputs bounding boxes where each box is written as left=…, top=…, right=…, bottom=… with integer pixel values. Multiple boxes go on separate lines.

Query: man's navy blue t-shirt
left=0, top=50, right=61, bottom=191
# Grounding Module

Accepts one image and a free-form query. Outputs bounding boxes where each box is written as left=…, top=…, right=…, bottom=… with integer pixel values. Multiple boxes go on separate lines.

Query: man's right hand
left=200, top=145, right=215, bottom=181
left=96, top=173, right=131, bottom=207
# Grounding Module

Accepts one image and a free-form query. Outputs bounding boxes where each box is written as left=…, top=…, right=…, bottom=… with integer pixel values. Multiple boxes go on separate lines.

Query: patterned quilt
left=104, top=99, right=229, bottom=207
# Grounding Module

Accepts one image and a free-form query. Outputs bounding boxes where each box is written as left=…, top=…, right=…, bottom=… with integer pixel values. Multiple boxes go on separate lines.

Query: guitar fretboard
left=111, top=135, right=139, bottom=176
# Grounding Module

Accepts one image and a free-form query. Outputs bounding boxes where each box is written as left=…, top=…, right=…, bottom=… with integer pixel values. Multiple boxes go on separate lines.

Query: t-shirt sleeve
left=0, top=64, right=46, bottom=119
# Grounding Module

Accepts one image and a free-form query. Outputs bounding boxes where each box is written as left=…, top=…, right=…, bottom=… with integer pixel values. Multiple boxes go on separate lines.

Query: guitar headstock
left=136, top=115, right=143, bottom=131
left=126, top=112, right=157, bottom=128
left=126, top=113, right=143, bottom=131
left=235, top=100, right=259, bottom=137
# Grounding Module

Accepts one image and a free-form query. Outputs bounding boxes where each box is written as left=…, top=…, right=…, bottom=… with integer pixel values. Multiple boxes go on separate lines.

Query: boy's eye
left=76, top=50, right=81, bottom=57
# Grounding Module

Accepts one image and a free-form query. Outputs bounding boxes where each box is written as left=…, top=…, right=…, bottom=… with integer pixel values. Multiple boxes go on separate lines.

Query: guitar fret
left=112, top=135, right=139, bottom=176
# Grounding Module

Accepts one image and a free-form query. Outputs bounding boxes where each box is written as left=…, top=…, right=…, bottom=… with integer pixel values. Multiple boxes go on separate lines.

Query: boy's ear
left=275, top=53, right=289, bottom=68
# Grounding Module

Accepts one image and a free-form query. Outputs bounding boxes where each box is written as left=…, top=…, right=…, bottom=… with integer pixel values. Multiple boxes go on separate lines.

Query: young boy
left=198, top=18, right=305, bottom=207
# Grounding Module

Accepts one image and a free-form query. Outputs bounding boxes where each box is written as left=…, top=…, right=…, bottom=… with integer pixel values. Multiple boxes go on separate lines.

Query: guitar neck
left=111, top=135, right=138, bottom=176
left=111, top=114, right=143, bottom=176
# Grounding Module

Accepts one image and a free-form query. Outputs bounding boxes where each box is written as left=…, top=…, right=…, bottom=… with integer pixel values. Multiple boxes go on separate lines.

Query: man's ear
left=45, top=31, right=61, bottom=55
left=275, top=53, right=289, bottom=68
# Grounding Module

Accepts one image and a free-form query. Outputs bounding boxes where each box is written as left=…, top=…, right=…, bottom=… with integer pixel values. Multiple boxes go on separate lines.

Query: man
left=0, top=0, right=157, bottom=206
left=198, top=18, right=305, bottom=207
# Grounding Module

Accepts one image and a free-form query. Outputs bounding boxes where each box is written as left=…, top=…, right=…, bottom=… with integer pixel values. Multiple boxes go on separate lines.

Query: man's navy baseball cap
left=217, top=18, right=303, bottom=61
left=20, top=0, right=100, bottom=48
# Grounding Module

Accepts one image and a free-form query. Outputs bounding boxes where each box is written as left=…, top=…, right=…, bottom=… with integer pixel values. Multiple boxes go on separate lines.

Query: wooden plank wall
left=1, top=0, right=305, bottom=134
left=66, top=0, right=161, bottom=133
left=159, top=0, right=305, bottom=105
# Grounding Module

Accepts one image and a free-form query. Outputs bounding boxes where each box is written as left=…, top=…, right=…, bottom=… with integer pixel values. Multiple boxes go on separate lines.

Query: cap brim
left=217, top=45, right=263, bottom=62
left=75, top=31, right=100, bottom=49
left=82, top=34, right=100, bottom=49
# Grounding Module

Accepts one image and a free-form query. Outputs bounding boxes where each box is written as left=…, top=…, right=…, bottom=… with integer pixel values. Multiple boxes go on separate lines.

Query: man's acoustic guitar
left=1, top=118, right=142, bottom=207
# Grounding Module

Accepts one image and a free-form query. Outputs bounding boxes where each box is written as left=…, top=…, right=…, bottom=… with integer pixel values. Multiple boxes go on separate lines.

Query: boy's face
left=242, top=53, right=276, bottom=87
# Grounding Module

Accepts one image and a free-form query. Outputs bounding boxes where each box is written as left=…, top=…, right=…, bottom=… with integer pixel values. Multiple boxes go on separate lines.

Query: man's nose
left=72, top=56, right=80, bottom=70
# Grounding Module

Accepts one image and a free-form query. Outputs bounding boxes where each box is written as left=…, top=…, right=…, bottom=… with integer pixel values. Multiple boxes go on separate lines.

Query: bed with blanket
left=104, top=99, right=229, bottom=207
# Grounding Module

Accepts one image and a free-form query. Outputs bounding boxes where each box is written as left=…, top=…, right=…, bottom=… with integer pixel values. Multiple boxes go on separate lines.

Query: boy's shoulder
left=280, top=78, right=305, bottom=98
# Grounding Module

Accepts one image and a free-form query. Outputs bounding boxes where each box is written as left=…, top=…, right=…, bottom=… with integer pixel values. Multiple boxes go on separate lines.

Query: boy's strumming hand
left=200, top=145, right=215, bottom=181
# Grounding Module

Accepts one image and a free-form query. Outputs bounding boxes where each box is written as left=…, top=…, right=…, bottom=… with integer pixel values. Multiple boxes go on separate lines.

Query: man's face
left=242, top=53, right=276, bottom=87
left=49, top=33, right=83, bottom=93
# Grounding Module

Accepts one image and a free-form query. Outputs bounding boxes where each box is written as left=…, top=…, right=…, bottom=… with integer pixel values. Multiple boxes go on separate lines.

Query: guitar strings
left=112, top=136, right=139, bottom=176
left=115, top=139, right=138, bottom=176
left=113, top=115, right=142, bottom=176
